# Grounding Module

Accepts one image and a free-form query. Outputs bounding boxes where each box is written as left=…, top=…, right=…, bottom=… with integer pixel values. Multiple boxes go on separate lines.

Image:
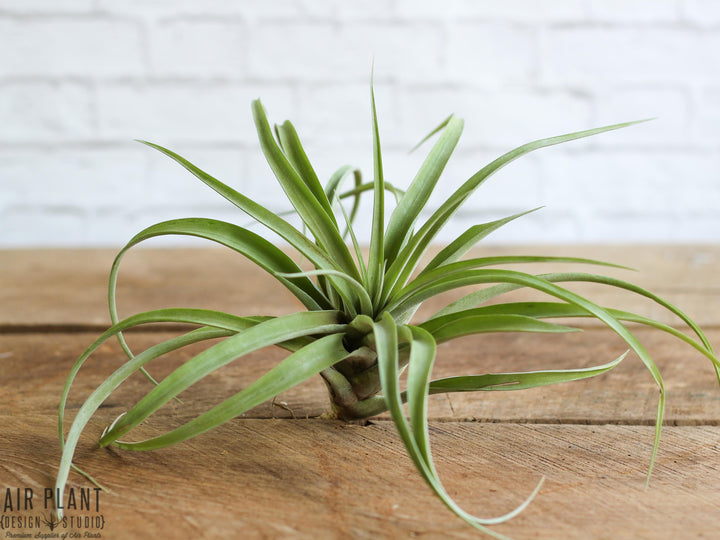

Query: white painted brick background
left=1, top=0, right=719, bottom=247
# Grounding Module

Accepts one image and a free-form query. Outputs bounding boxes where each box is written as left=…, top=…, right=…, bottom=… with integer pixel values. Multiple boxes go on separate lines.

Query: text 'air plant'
left=57, top=83, right=719, bottom=536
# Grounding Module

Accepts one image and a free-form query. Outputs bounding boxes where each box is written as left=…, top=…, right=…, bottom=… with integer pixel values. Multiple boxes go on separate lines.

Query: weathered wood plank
left=2, top=247, right=719, bottom=539
left=2, top=415, right=719, bottom=539
left=3, top=329, right=718, bottom=424
left=2, top=246, right=719, bottom=328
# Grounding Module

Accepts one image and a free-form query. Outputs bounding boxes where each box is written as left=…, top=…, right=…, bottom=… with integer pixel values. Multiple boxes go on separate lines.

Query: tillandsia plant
left=57, top=82, right=719, bottom=537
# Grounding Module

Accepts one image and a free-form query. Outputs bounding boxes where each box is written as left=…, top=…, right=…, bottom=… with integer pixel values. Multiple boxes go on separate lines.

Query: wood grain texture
left=2, top=416, right=719, bottom=539
left=2, top=245, right=719, bottom=328
left=2, top=329, right=718, bottom=424
left=1, top=247, right=719, bottom=539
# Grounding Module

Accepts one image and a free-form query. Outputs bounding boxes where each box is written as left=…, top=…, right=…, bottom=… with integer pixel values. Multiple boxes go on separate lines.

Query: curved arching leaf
left=420, top=313, right=579, bottom=344
left=382, top=120, right=651, bottom=302
left=108, top=333, right=349, bottom=451
left=109, top=217, right=330, bottom=312
left=56, top=326, right=232, bottom=519
left=386, top=267, right=666, bottom=481
left=99, top=311, right=346, bottom=445
left=372, top=313, right=542, bottom=534
left=418, top=208, right=541, bottom=274
left=136, top=140, right=360, bottom=309
left=428, top=353, right=626, bottom=393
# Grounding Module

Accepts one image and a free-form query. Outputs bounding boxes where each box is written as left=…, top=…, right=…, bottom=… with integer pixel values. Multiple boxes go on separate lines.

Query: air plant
left=56, top=82, right=719, bottom=536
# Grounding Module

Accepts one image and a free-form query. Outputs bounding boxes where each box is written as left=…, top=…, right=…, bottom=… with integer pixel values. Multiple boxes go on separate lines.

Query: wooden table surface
left=1, top=246, right=719, bottom=539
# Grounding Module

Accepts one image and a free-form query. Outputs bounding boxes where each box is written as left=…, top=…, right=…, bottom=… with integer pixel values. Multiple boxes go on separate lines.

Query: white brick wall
left=1, top=0, right=719, bottom=247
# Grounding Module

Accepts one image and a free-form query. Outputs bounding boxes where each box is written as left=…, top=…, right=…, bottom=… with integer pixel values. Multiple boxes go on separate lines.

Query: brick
left=543, top=28, right=720, bottom=86
left=248, top=22, right=443, bottom=83
left=0, top=0, right=95, bottom=13
left=683, top=0, right=720, bottom=26
left=297, top=0, right=341, bottom=19
left=445, top=23, right=537, bottom=87
left=349, top=23, right=445, bottom=83
left=589, top=0, right=679, bottom=22
left=96, top=83, right=295, bottom=144
left=335, top=0, right=395, bottom=20
left=541, top=151, right=660, bottom=215
left=399, top=88, right=592, bottom=149
left=394, top=0, right=587, bottom=22
left=250, top=20, right=333, bottom=80
left=149, top=20, right=246, bottom=78
left=392, top=0, right=458, bottom=19
left=454, top=0, right=588, bottom=22
left=145, top=145, right=244, bottom=207
left=84, top=210, right=142, bottom=245
left=95, top=0, right=302, bottom=20
left=0, top=19, right=145, bottom=78
left=2, top=6, right=719, bottom=248
left=695, top=88, right=720, bottom=144
left=539, top=150, right=718, bottom=219
left=668, top=154, right=720, bottom=215
left=294, top=81, right=403, bottom=147
left=0, top=206, right=87, bottom=247
left=593, top=88, right=691, bottom=146
left=0, top=82, right=92, bottom=142
left=0, top=148, right=145, bottom=208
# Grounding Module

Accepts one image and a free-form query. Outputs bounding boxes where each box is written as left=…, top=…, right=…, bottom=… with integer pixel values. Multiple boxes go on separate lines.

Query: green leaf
left=384, top=115, right=464, bottom=263
left=542, top=273, right=716, bottom=356
left=338, top=180, right=405, bottom=203
left=403, top=325, right=437, bottom=466
left=109, top=217, right=331, bottom=312
left=56, top=326, right=232, bottom=520
left=325, top=165, right=359, bottom=203
left=419, top=208, right=541, bottom=274
left=136, top=140, right=360, bottom=310
left=366, top=74, right=386, bottom=302
left=252, top=100, right=358, bottom=279
left=99, top=311, right=346, bottom=445
left=387, top=267, right=665, bottom=481
left=408, top=114, right=454, bottom=153
left=402, top=255, right=632, bottom=306
left=59, top=308, right=321, bottom=451
left=420, top=313, right=579, bottom=344
left=275, top=119, right=337, bottom=226
left=276, top=269, right=373, bottom=318
left=371, top=313, right=540, bottom=534
left=465, top=302, right=719, bottom=368
left=383, top=119, right=651, bottom=302
left=336, top=191, right=368, bottom=284
left=428, top=353, right=626, bottom=393
left=432, top=272, right=715, bottom=363
left=109, top=333, right=349, bottom=451
left=326, top=166, right=363, bottom=241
